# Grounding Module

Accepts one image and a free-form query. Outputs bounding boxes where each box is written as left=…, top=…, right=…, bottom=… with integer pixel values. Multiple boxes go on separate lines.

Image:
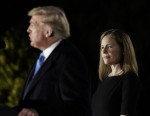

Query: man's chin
left=30, top=43, right=35, bottom=47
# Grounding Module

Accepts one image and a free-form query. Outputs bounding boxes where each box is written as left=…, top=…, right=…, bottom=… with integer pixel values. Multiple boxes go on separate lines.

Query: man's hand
left=18, top=108, right=39, bottom=116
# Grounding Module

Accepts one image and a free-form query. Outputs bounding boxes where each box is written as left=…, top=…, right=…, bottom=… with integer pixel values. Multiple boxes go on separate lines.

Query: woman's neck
left=109, top=64, right=124, bottom=76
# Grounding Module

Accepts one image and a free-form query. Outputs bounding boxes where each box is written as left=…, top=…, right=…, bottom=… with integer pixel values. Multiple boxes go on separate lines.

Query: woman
left=92, top=29, right=141, bottom=116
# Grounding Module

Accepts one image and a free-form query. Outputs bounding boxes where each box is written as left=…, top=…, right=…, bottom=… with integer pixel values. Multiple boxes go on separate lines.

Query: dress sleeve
left=121, top=72, right=141, bottom=115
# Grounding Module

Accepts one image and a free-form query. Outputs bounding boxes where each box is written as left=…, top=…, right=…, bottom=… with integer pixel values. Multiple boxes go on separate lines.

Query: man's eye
left=101, top=46, right=104, bottom=49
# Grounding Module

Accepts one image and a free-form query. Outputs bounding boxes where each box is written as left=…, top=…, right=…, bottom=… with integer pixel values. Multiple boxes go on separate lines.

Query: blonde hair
left=99, top=29, right=138, bottom=80
left=28, top=6, right=70, bottom=39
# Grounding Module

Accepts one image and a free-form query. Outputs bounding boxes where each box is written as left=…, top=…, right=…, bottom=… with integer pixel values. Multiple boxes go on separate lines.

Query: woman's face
left=101, top=35, right=122, bottom=66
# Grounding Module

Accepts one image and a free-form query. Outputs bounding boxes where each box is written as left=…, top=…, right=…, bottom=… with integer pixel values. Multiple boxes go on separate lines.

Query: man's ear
left=45, top=26, right=53, bottom=38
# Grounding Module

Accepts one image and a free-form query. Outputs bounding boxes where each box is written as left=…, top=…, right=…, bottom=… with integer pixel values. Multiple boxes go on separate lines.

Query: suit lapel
left=23, top=40, right=65, bottom=99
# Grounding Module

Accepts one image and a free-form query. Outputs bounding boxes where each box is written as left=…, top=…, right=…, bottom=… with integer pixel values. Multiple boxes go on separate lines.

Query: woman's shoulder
left=123, top=71, right=139, bottom=79
left=121, top=71, right=141, bottom=85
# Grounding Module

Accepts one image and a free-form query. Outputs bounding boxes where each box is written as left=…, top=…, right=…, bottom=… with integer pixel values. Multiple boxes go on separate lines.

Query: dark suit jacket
left=15, top=39, right=92, bottom=116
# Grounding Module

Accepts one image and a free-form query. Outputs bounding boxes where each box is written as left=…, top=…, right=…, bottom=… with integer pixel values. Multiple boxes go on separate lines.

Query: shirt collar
left=42, top=40, right=62, bottom=60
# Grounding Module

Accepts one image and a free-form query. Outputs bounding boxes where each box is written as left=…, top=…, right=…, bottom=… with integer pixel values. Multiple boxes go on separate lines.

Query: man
left=15, top=6, right=92, bottom=116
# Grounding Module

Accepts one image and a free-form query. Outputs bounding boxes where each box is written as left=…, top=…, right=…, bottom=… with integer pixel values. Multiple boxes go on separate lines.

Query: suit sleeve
left=58, top=54, right=92, bottom=116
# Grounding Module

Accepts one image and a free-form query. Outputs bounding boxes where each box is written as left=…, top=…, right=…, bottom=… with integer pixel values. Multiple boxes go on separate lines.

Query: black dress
left=92, top=71, right=141, bottom=116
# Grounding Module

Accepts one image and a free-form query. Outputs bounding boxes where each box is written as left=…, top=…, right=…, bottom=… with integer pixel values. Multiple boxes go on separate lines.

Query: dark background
left=1, top=0, right=149, bottom=80
left=0, top=0, right=150, bottom=114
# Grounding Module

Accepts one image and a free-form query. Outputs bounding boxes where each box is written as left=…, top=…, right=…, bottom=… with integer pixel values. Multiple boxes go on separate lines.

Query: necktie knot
left=33, top=53, right=45, bottom=76
left=39, top=53, right=45, bottom=63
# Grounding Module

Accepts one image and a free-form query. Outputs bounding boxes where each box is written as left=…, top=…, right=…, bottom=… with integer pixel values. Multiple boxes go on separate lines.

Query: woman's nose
left=102, top=47, right=107, bottom=53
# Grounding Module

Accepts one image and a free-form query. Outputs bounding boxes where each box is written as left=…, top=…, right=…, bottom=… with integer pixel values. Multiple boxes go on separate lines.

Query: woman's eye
left=108, top=45, right=112, bottom=48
